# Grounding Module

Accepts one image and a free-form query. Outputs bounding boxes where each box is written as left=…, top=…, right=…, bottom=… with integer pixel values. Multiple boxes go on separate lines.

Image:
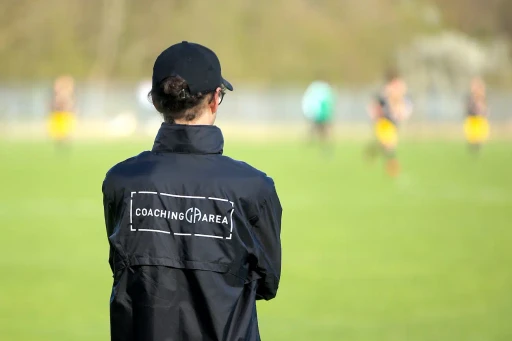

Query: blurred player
left=464, top=77, right=490, bottom=154
left=365, top=70, right=412, bottom=177
left=302, top=80, right=335, bottom=151
left=48, top=75, right=77, bottom=150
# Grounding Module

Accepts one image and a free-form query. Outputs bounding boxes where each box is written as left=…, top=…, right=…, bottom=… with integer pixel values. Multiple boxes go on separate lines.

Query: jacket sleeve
left=251, top=183, right=283, bottom=301
left=102, top=179, right=115, bottom=273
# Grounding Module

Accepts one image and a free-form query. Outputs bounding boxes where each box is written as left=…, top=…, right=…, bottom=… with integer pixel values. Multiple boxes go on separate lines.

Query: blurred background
left=0, top=1, right=511, bottom=341
left=1, top=0, right=512, bottom=137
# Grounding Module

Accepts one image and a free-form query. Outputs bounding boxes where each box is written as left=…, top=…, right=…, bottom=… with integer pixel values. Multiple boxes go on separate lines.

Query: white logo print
left=129, top=191, right=234, bottom=240
left=185, top=207, right=229, bottom=224
left=186, top=207, right=202, bottom=223
left=134, top=206, right=229, bottom=225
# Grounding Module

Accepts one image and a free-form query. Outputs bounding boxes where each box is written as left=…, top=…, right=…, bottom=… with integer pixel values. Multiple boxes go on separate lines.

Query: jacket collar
left=152, top=123, right=224, bottom=155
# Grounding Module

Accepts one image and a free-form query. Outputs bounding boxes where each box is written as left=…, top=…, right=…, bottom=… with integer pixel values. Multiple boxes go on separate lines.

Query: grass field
left=1, top=138, right=511, bottom=341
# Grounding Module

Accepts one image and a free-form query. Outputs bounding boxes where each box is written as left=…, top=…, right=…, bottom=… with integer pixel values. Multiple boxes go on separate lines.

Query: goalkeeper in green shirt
left=302, top=80, right=335, bottom=148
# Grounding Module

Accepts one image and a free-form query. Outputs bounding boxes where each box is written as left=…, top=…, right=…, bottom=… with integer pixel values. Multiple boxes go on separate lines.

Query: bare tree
left=90, top=0, right=127, bottom=80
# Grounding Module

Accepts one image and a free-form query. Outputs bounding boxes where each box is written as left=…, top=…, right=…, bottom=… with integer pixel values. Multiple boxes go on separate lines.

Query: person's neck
left=173, top=111, right=214, bottom=126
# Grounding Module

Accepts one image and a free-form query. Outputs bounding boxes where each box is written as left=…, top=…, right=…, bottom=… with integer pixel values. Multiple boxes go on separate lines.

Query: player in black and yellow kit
left=464, top=77, right=489, bottom=154
left=48, top=75, right=77, bottom=150
left=365, top=71, right=412, bottom=177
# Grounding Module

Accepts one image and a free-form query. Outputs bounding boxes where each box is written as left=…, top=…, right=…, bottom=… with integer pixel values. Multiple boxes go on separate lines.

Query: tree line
left=0, top=0, right=510, bottom=85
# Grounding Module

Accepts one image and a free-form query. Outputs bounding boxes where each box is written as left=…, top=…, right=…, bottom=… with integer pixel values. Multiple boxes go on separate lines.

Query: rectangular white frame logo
left=130, top=191, right=234, bottom=240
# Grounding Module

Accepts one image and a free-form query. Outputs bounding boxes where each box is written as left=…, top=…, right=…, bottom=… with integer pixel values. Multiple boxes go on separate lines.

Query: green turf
left=1, top=139, right=511, bottom=341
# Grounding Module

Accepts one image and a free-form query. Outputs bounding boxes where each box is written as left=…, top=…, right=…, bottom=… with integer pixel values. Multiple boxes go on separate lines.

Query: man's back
left=103, top=124, right=282, bottom=341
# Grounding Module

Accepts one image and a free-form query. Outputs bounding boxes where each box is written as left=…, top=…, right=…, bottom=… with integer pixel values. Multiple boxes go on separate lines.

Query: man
left=47, top=75, right=77, bottom=150
left=102, top=41, right=283, bottom=341
left=302, top=79, right=335, bottom=149
left=464, top=77, right=490, bottom=154
left=365, top=70, right=412, bottom=177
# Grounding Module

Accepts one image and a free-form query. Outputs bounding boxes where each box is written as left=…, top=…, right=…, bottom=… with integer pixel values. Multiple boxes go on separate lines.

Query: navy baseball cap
left=152, top=41, right=233, bottom=95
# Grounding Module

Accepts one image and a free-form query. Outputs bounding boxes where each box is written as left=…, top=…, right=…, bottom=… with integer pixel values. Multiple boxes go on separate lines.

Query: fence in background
left=0, top=82, right=510, bottom=138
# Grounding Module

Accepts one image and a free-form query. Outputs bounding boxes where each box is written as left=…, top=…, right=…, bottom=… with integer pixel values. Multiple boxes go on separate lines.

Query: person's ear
left=209, top=88, right=221, bottom=114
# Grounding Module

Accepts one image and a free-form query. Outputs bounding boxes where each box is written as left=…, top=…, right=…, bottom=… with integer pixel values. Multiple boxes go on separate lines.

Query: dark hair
left=384, top=67, right=399, bottom=83
left=149, top=76, right=212, bottom=123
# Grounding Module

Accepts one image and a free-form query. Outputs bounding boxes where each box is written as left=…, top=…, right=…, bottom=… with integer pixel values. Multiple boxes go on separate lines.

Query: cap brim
left=222, top=78, right=233, bottom=91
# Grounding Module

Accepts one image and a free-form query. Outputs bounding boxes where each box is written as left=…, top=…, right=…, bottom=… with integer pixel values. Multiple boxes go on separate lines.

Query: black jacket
left=102, top=123, right=282, bottom=341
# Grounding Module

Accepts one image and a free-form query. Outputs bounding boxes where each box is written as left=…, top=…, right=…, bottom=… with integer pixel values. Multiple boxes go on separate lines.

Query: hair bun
left=150, top=76, right=209, bottom=123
